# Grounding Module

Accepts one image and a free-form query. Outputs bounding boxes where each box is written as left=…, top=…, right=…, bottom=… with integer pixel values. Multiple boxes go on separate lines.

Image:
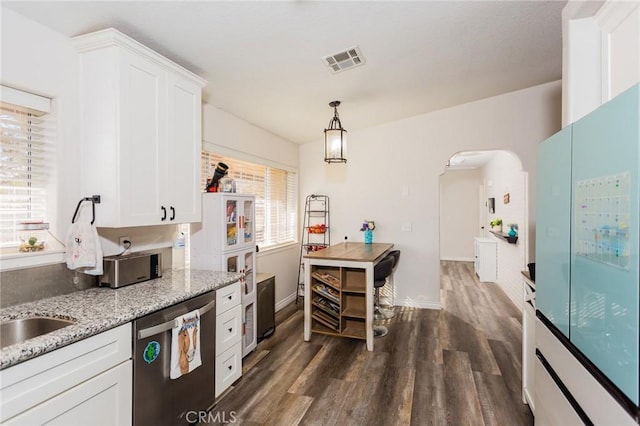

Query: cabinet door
left=166, top=73, right=202, bottom=223
left=221, top=249, right=255, bottom=297
left=215, top=343, right=242, bottom=398
left=222, top=196, right=255, bottom=251
left=216, top=304, right=243, bottom=355
left=535, top=127, right=572, bottom=337
left=224, top=197, right=242, bottom=250
left=118, top=49, right=166, bottom=226
left=474, top=238, right=496, bottom=282
left=240, top=198, right=255, bottom=248
left=5, top=361, right=132, bottom=426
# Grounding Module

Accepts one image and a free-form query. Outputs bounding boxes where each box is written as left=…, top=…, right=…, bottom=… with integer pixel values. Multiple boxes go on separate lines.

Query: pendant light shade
left=324, top=101, right=347, bottom=163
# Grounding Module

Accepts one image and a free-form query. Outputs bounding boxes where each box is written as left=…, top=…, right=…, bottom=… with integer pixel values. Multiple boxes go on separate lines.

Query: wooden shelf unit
left=310, top=265, right=367, bottom=340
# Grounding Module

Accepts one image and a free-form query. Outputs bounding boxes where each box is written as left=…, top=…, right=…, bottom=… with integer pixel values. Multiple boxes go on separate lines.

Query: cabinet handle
left=161, top=206, right=167, bottom=221
left=239, top=215, right=245, bottom=228
left=228, top=328, right=233, bottom=333
left=170, top=206, right=175, bottom=221
left=227, top=295, right=233, bottom=300
left=228, top=365, right=233, bottom=370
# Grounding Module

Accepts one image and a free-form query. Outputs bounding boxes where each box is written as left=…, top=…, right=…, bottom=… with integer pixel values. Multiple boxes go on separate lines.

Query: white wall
left=439, top=169, right=481, bottom=261
left=483, top=151, right=527, bottom=309
left=299, top=81, right=561, bottom=309
left=202, top=104, right=300, bottom=310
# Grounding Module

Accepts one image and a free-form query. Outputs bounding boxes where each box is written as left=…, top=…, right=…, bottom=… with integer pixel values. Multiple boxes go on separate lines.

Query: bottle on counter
left=172, top=231, right=186, bottom=269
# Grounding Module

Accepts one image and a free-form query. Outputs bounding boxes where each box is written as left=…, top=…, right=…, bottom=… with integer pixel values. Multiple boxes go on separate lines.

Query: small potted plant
left=490, top=218, right=503, bottom=233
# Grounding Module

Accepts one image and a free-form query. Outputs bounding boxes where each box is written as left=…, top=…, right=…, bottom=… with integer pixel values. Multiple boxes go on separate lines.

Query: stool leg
left=378, top=277, right=395, bottom=319
left=374, top=325, right=388, bottom=337
left=374, top=286, right=384, bottom=321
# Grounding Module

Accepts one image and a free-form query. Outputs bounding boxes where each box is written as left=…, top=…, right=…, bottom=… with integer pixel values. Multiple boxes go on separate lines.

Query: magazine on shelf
left=312, top=283, right=339, bottom=303
left=312, top=271, right=340, bottom=288
left=312, top=295, right=339, bottom=315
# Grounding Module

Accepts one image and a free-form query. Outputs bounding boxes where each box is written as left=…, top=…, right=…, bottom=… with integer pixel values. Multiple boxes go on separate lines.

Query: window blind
left=0, top=95, right=55, bottom=248
left=201, top=152, right=297, bottom=249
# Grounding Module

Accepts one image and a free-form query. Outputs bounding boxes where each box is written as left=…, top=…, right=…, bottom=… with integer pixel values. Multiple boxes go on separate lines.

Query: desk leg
left=366, top=263, right=374, bottom=351
left=303, top=258, right=311, bottom=342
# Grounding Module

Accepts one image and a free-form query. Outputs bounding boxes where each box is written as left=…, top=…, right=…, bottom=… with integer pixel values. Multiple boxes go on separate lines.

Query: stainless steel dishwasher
left=133, top=290, right=216, bottom=425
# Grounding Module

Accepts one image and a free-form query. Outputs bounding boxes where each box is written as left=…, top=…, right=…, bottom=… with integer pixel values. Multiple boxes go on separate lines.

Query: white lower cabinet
left=0, top=324, right=132, bottom=425
left=534, top=357, right=583, bottom=426
left=216, top=304, right=242, bottom=355
left=474, top=237, right=497, bottom=282
left=215, top=281, right=243, bottom=398
left=4, top=361, right=132, bottom=426
left=535, top=318, right=636, bottom=426
left=215, top=344, right=242, bottom=398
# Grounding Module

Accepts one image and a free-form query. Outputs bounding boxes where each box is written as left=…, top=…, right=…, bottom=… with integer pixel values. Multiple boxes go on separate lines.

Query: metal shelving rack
left=296, top=194, right=330, bottom=304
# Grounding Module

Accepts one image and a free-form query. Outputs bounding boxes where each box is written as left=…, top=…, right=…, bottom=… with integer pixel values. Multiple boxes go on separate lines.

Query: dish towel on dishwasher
left=64, top=221, right=103, bottom=275
left=170, top=309, right=202, bottom=379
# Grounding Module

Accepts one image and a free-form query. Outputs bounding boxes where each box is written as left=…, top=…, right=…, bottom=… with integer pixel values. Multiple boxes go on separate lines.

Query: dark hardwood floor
left=209, top=261, right=533, bottom=425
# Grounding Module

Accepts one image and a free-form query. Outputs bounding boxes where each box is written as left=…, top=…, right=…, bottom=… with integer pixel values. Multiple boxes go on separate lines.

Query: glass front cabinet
left=190, top=193, right=258, bottom=357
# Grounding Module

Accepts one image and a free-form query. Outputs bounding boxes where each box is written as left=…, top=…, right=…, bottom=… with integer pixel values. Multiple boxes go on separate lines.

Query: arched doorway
left=439, top=149, right=528, bottom=309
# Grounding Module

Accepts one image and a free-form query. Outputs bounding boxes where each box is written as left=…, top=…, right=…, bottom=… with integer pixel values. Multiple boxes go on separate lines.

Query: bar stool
left=380, top=250, right=401, bottom=319
left=373, top=256, right=394, bottom=337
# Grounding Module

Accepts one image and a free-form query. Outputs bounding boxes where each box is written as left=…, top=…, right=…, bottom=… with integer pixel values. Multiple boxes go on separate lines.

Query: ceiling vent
left=323, top=46, right=365, bottom=73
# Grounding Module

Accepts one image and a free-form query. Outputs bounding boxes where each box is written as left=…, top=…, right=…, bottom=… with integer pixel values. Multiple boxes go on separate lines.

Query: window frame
left=0, top=86, right=61, bottom=270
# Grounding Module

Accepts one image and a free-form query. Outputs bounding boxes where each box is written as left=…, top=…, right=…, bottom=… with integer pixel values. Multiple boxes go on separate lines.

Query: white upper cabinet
left=74, top=29, right=206, bottom=227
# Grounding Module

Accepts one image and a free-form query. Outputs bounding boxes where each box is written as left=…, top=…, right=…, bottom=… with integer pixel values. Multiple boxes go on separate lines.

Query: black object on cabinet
left=257, top=273, right=276, bottom=342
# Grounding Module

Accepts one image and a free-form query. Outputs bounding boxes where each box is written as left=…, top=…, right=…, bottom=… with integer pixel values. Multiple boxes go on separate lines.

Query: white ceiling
left=3, top=1, right=566, bottom=145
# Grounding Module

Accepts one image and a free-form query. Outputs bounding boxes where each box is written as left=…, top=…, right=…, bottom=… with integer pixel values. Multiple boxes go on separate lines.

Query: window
left=0, top=86, right=55, bottom=248
left=201, top=151, right=297, bottom=249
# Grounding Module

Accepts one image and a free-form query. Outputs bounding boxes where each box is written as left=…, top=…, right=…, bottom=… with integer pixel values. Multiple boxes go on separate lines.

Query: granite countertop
left=0, top=268, right=242, bottom=370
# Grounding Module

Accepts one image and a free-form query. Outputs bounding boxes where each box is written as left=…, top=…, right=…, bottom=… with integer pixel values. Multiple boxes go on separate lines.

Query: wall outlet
left=119, top=236, right=130, bottom=250
left=401, top=223, right=412, bottom=232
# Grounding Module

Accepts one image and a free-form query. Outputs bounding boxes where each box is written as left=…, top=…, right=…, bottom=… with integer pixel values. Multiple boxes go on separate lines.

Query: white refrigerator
left=191, top=193, right=257, bottom=357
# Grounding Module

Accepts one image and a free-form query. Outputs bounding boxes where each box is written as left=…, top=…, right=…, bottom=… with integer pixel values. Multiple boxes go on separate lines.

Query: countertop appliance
left=133, top=290, right=216, bottom=425
left=100, top=252, right=161, bottom=288
left=536, top=83, right=639, bottom=423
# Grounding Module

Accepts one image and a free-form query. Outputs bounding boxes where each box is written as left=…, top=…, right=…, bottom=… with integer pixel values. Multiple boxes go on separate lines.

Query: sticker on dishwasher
left=143, top=341, right=160, bottom=364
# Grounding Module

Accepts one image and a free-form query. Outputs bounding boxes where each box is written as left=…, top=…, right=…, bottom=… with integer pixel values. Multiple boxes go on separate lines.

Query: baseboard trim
left=275, top=292, right=297, bottom=312
left=440, top=256, right=474, bottom=262
left=394, top=298, right=441, bottom=310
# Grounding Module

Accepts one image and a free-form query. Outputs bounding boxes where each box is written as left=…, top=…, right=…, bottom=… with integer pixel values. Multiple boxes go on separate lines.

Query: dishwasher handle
left=137, top=298, right=216, bottom=340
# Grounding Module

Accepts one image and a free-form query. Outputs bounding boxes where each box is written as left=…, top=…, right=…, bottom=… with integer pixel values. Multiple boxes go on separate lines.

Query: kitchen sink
left=1, top=316, right=76, bottom=349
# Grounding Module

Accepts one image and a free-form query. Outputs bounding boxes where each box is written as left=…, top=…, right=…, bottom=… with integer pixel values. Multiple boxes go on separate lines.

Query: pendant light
left=324, top=101, right=347, bottom=163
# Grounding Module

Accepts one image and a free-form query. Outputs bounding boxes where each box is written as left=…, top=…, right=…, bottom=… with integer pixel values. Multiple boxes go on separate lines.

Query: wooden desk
left=303, top=242, right=394, bottom=351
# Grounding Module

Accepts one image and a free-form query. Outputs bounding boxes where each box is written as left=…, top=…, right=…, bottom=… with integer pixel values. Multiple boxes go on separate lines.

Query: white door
left=478, top=184, right=487, bottom=237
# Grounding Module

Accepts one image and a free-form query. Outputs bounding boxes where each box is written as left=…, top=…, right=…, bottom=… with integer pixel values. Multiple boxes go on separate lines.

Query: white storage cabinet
left=191, top=193, right=258, bottom=357
left=73, top=28, right=206, bottom=227
left=0, top=324, right=132, bottom=425
left=215, top=281, right=243, bottom=398
left=474, top=237, right=497, bottom=282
